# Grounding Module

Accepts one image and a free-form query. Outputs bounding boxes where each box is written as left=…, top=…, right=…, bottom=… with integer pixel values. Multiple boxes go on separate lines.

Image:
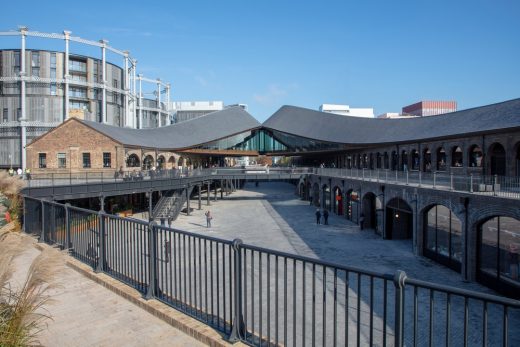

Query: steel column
left=20, top=27, right=27, bottom=170
left=198, top=184, right=201, bottom=210
left=100, top=39, right=107, bottom=123
left=64, top=30, right=70, bottom=121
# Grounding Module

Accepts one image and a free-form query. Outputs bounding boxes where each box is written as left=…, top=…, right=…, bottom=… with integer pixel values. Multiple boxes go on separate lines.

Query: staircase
left=152, top=187, right=194, bottom=221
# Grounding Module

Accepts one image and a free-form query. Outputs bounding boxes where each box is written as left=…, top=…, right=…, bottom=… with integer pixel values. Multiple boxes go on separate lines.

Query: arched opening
left=306, top=182, right=312, bottom=201
left=451, top=146, right=463, bottom=167
left=384, top=152, right=389, bottom=169
left=401, top=150, right=408, bottom=171
left=391, top=151, right=398, bottom=171
left=375, top=196, right=383, bottom=236
left=157, top=155, right=166, bottom=169
left=362, top=192, right=377, bottom=231
left=423, top=148, right=432, bottom=172
left=436, top=148, right=447, bottom=171
left=143, top=155, right=154, bottom=170
left=345, top=189, right=360, bottom=223
left=424, top=205, right=462, bottom=272
left=333, top=186, right=343, bottom=215
left=346, top=156, right=352, bottom=169
left=322, top=184, right=331, bottom=211
left=168, top=155, right=176, bottom=168
left=178, top=156, right=185, bottom=167
left=489, top=143, right=506, bottom=176
left=312, top=183, right=320, bottom=207
left=385, top=198, right=412, bottom=240
left=362, top=154, right=368, bottom=169
left=369, top=153, right=374, bottom=170
left=376, top=153, right=382, bottom=169
left=411, top=149, right=419, bottom=170
left=478, top=216, right=520, bottom=298
left=126, top=154, right=140, bottom=168
left=468, top=145, right=483, bottom=168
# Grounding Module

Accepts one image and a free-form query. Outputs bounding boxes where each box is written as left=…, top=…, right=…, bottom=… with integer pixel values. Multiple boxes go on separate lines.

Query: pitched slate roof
left=262, top=98, right=520, bottom=145
left=82, top=106, right=261, bottom=149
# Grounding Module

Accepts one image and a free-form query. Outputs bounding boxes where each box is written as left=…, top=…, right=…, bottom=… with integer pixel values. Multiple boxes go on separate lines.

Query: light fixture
left=395, top=213, right=399, bottom=218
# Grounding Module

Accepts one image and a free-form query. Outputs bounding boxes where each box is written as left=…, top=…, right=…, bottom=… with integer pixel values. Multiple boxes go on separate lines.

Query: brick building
left=402, top=100, right=457, bottom=117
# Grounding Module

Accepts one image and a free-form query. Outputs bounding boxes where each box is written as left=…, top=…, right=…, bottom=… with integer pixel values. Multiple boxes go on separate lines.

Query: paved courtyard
left=171, top=181, right=519, bottom=346
left=175, top=181, right=488, bottom=291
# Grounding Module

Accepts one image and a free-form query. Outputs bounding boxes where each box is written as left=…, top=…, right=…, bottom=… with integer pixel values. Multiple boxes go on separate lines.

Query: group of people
left=7, top=167, right=31, bottom=179
left=315, top=208, right=329, bottom=225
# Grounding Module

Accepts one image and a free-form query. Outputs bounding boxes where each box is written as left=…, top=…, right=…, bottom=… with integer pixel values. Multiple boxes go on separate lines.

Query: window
left=13, top=52, right=20, bottom=75
left=2, top=108, right=7, bottom=122
left=69, top=86, right=87, bottom=98
left=479, top=216, right=520, bottom=297
left=70, top=74, right=87, bottom=82
left=31, top=52, right=40, bottom=77
left=16, top=108, right=21, bottom=121
left=31, top=52, right=40, bottom=67
left=103, top=152, right=111, bottom=168
left=38, top=153, right=47, bottom=168
left=424, top=205, right=462, bottom=272
left=113, top=79, right=118, bottom=89
left=69, top=60, right=86, bottom=72
left=57, top=153, right=66, bottom=168
left=50, top=53, right=57, bottom=95
left=69, top=100, right=89, bottom=110
left=82, top=153, right=91, bottom=168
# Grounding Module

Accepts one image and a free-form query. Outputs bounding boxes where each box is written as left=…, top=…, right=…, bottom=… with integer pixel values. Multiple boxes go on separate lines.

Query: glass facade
left=424, top=205, right=462, bottom=271
left=193, top=129, right=347, bottom=154
left=479, top=216, right=520, bottom=298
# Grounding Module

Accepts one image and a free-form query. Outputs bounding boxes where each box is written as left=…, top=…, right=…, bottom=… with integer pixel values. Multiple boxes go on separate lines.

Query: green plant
left=0, top=231, right=62, bottom=346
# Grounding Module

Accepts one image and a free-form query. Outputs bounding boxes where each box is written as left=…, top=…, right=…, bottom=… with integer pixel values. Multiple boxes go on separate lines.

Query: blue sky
left=2, top=0, right=519, bottom=121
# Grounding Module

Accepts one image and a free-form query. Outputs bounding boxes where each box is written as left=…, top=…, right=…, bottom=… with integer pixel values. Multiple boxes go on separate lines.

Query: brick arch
left=142, top=151, right=156, bottom=160
left=418, top=196, right=465, bottom=223
left=469, top=205, right=520, bottom=231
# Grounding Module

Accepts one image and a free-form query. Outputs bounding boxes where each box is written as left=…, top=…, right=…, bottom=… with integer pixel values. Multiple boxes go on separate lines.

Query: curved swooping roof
left=262, top=98, right=520, bottom=145
left=83, top=106, right=261, bottom=149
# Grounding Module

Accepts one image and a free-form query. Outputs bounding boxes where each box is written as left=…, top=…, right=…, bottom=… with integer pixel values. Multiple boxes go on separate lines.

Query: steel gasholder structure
left=0, top=27, right=172, bottom=169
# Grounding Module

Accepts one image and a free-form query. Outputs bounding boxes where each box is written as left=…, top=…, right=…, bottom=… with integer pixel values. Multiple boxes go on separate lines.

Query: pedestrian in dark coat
left=315, top=209, right=321, bottom=224
left=323, top=209, right=329, bottom=225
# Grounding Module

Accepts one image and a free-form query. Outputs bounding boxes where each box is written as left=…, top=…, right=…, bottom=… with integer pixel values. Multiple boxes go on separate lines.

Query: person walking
left=315, top=208, right=321, bottom=225
left=359, top=213, right=365, bottom=230
left=323, top=209, right=329, bottom=225
left=205, top=210, right=213, bottom=228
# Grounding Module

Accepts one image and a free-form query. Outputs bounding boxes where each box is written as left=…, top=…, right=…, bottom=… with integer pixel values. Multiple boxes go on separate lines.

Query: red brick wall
left=26, top=119, right=125, bottom=173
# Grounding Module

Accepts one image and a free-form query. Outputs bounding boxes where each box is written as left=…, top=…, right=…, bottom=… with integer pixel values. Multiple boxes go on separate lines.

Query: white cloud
left=253, top=83, right=299, bottom=106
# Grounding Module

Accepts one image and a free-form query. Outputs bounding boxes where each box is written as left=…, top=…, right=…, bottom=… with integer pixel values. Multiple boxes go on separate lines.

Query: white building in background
left=169, top=101, right=224, bottom=123
left=319, top=104, right=374, bottom=118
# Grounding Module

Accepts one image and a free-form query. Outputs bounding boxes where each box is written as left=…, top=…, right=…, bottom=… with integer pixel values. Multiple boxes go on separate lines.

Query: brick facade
left=26, top=119, right=125, bottom=173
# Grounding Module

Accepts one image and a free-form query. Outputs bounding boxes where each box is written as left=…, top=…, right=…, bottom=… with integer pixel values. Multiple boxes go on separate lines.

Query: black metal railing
left=23, top=167, right=313, bottom=188
left=23, top=196, right=520, bottom=346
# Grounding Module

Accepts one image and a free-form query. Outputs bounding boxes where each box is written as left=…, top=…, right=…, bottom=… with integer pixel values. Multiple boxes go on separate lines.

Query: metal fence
left=23, top=196, right=520, bottom=346
left=315, top=168, right=520, bottom=199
